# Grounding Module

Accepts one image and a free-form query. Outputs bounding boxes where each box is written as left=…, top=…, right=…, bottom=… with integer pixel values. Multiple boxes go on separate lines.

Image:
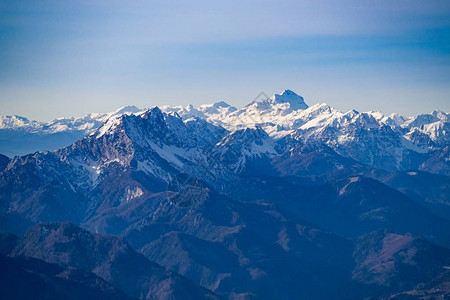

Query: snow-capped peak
left=110, top=105, right=141, bottom=116
left=431, top=110, right=449, bottom=123
left=199, top=101, right=237, bottom=115
left=269, top=89, right=308, bottom=110
left=3, top=90, right=449, bottom=172
left=212, top=101, right=232, bottom=108
left=94, top=114, right=124, bottom=139
left=0, top=115, right=35, bottom=129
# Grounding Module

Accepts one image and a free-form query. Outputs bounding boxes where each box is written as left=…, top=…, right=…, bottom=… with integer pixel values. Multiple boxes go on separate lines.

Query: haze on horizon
left=1, top=0, right=449, bottom=122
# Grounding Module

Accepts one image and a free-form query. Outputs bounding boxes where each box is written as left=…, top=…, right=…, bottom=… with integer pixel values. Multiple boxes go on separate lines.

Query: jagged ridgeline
left=1, top=90, right=449, bottom=300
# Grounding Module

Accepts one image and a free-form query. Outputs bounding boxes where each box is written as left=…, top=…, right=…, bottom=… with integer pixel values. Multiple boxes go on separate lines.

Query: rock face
left=0, top=89, right=449, bottom=299
left=0, top=154, right=9, bottom=171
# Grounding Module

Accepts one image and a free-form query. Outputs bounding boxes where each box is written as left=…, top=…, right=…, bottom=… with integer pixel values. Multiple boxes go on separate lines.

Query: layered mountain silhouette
left=0, top=222, right=220, bottom=300
left=0, top=90, right=449, bottom=299
left=0, top=253, right=137, bottom=300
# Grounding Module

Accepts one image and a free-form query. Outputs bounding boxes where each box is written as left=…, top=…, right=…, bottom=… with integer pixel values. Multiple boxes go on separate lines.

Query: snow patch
left=125, top=186, right=144, bottom=203
left=147, top=141, right=185, bottom=167
left=95, top=116, right=122, bottom=138
left=339, top=177, right=360, bottom=196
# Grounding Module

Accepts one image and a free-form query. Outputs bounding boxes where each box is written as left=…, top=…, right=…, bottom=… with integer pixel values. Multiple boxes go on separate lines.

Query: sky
left=1, top=0, right=450, bottom=121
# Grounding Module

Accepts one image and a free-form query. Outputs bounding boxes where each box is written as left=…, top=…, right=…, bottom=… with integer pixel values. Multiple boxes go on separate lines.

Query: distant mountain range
left=1, top=90, right=449, bottom=174
left=0, top=105, right=141, bottom=157
left=0, top=90, right=449, bottom=299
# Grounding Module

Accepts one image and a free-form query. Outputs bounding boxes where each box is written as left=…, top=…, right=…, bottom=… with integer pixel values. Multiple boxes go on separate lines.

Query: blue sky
left=1, top=0, right=449, bottom=121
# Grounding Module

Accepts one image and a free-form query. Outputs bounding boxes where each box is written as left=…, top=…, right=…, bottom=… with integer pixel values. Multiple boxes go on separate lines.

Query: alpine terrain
left=1, top=89, right=449, bottom=300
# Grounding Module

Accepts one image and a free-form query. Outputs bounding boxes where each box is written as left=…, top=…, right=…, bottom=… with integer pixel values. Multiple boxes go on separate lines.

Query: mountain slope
left=83, top=180, right=357, bottom=299
left=0, top=253, right=137, bottom=300
left=3, top=222, right=220, bottom=300
left=381, top=170, right=450, bottom=220
left=0, top=107, right=235, bottom=228
left=213, top=127, right=278, bottom=176
left=272, top=176, right=450, bottom=247
left=353, top=230, right=450, bottom=291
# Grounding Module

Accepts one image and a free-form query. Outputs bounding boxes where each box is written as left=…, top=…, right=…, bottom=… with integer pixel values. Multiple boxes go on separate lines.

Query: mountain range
left=0, top=89, right=449, bottom=299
